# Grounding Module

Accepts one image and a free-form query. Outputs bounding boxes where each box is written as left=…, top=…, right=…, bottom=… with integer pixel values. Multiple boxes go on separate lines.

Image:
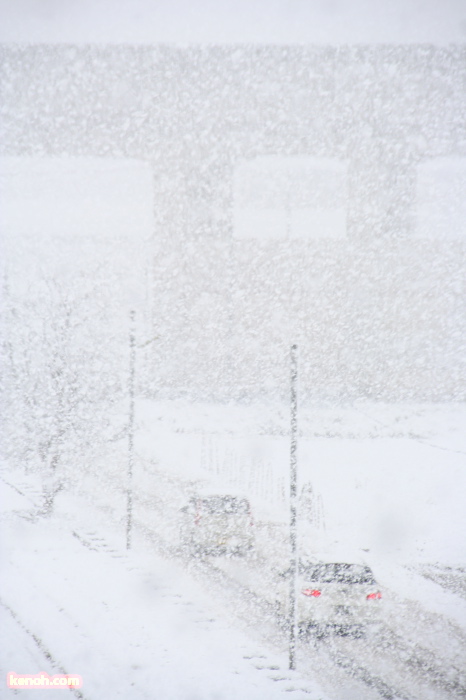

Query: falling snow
left=1, top=4, right=466, bottom=699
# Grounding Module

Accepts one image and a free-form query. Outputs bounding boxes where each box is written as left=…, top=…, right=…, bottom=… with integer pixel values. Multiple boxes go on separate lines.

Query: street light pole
left=289, top=344, right=298, bottom=670
left=126, top=309, right=136, bottom=550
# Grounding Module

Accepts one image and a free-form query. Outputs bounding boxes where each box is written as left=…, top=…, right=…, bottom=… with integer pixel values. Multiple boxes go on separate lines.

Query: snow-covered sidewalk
left=0, top=480, right=327, bottom=700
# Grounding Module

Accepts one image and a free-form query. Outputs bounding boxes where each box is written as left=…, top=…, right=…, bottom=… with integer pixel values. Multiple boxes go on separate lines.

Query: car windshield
left=194, top=497, right=249, bottom=515
left=299, top=562, right=376, bottom=585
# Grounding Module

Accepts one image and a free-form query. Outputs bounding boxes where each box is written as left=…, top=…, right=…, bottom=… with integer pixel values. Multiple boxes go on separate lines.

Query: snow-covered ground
left=133, top=399, right=466, bottom=632
left=134, top=398, right=466, bottom=564
left=0, top=481, right=327, bottom=700
left=2, top=400, right=466, bottom=699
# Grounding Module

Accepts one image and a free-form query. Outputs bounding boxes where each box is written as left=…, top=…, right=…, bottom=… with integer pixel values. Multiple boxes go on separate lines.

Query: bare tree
left=1, top=269, right=128, bottom=514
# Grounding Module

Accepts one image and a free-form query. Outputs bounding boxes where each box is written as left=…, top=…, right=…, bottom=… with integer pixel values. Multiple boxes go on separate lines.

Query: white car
left=180, top=494, right=254, bottom=556
left=276, top=560, right=383, bottom=637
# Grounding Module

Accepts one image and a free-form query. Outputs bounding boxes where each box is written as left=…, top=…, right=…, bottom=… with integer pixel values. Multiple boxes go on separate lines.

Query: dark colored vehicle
left=180, top=494, right=254, bottom=555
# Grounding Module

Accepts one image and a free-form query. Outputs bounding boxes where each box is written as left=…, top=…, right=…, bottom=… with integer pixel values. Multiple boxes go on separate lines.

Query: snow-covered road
left=3, top=401, right=466, bottom=700
left=3, top=463, right=466, bottom=700
left=1, top=481, right=327, bottom=700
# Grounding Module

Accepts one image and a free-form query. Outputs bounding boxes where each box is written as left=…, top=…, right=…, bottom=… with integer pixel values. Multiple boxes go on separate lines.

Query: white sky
left=0, top=0, right=465, bottom=44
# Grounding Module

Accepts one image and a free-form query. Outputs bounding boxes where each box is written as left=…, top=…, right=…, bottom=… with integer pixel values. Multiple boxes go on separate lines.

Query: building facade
left=1, top=44, right=465, bottom=401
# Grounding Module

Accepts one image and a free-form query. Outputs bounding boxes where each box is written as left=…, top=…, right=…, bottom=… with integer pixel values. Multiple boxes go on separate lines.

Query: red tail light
left=302, top=588, right=321, bottom=597
left=366, top=591, right=382, bottom=600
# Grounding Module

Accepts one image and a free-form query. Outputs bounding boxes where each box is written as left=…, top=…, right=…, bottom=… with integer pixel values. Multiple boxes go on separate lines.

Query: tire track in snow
left=58, top=472, right=466, bottom=700
left=0, top=598, right=88, bottom=700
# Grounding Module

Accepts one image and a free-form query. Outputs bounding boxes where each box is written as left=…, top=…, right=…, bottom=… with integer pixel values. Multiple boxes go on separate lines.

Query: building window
left=415, top=158, right=466, bottom=239
left=233, top=156, right=347, bottom=240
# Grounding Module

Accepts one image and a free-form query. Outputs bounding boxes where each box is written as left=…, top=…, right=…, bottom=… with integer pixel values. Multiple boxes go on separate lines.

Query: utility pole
left=126, top=310, right=136, bottom=550
left=289, top=344, right=298, bottom=670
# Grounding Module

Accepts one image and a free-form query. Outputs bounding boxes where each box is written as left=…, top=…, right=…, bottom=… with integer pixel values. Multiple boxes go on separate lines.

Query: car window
left=191, top=497, right=249, bottom=515
left=299, top=563, right=376, bottom=585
